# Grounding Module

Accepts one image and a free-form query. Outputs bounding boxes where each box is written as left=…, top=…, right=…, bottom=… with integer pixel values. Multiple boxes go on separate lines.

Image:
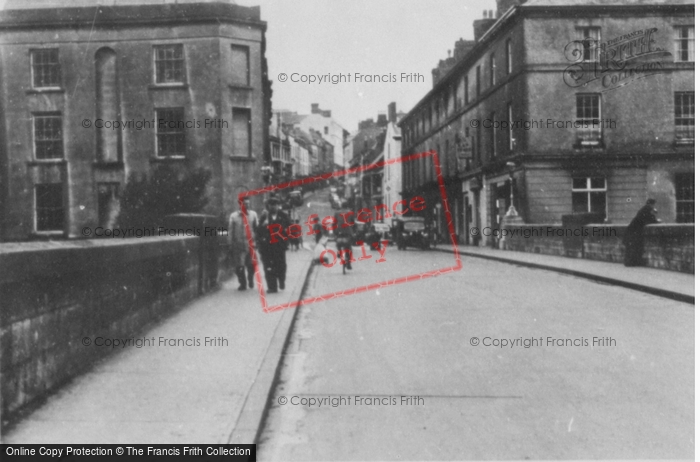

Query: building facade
left=0, top=1, right=271, bottom=241
left=399, top=0, right=694, bottom=246
left=276, top=104, right=347, bottom=172
left=382, top=103, right=403, bottom=213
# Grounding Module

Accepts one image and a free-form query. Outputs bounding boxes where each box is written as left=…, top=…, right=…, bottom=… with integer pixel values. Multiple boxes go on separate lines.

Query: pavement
left=434, top=243, right=694, bottom=304
left=3, top=246, right=314, bottom=444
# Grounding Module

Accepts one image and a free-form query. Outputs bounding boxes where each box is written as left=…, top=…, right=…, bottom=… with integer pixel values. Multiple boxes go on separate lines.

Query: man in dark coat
left=624, top=199, right=660, bottom=267
left=256, top=196, right=291, bottom=293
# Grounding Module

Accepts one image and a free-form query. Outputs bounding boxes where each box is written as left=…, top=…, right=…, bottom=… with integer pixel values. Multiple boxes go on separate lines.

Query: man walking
left=228, top=197, right=258, bottom=291
left=256, top=196, right=291, bottom=293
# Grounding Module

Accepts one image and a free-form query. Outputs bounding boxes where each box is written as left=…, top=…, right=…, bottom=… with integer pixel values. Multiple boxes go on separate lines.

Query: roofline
left=399, top=1, right=694, bottom=125
left=0, top=3, right=266, bottom=31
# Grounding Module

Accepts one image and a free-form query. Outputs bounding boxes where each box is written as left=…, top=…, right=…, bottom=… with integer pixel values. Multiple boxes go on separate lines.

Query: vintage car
left=395, top=217, right=431, bottom=250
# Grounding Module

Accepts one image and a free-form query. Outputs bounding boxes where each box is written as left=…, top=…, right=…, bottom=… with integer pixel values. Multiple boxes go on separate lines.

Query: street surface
left=258, top=224, right=694, bottom=460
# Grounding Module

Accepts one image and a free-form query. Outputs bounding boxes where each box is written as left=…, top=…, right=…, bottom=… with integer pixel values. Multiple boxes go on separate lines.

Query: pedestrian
left=289, top=219, right=302, bottom=251
left=624, top=198, right=660, bottom=267
left=334, top=209, right=356, bottom=271
left=256, top=196, right=291, bottom=293
left=228, top=197, right=259, bottom=291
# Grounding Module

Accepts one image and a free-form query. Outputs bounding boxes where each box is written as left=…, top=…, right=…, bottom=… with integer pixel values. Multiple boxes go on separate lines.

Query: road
left=257, top=225, right=694, bottom=460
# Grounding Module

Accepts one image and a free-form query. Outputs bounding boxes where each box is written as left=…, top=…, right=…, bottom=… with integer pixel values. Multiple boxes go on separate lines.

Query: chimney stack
left=388, top=102, right=397, bottom=123
left=473, top=12, right=498, bottom=41
left=311, top=103, right=320, bottom=114
left=496, top=0, right=522, bottom=17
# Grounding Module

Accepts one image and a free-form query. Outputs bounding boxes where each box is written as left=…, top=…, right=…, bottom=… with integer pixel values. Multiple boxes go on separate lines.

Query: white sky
left=237, top=0, right=497, bottom=132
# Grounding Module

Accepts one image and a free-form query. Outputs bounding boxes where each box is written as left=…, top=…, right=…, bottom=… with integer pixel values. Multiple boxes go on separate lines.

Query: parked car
left=395, top=217, right=430, bottom=250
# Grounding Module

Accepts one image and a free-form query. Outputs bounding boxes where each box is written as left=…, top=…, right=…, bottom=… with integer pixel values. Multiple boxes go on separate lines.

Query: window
left=35, top=183, right=64, bottom=232
left=232, top=108, right=252, bottom=157
left=33, top=113, right=63, bottom=159
left=453, top=84, right=459, bottom=109
left=231, top=45, right=250, bottom=85
left=675, top=26, right=694, bottom=62
left=156, top=108, right=186, bottom=157
left=505, top=40, right=512, bottom=74
left=675, top=91, right=694, bottom=141
left=676, top=173, right=694, bottom=223
left=463, top=75, right=469, bottom=104
left=154, top=44, right=185, bottom=84
left=576, top=27, right=600, bottom=62
left=31, top=49, right=61, bottom=88
left=475, top=126, right=481, bottom=166
left=476, top=66, right=481, bottom=95
left=572, top=177, right=606, bottom=217
left=507, top=103, right=514, bottom=151
left=97, top=183, right=119, bottom=229
left=490, top=111, right=497, bottom=159
left=439, top=140, right=447, bottom=177
left=490, top=53, right=496, bottom=87
left=575, top=94, right=602, bottom=145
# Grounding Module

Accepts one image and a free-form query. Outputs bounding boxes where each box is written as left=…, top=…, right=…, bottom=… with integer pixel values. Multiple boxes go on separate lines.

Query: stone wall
left=0, top=234, right=231, bottom=424
left=502, top=224, right=694, bottom=274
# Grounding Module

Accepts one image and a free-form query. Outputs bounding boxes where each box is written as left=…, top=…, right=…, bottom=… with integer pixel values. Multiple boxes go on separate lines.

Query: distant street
left=258, top=223, right=694, bottom=460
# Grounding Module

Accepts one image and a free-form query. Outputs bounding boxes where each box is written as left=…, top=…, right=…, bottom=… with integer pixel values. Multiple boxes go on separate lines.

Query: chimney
left=496, top=0, right=522, bottom=17
left=473, top=13, right=498, bottom=41
left=388, top=102, right=397, bottom=123
left=322, top=110, right=332, bottom=117
left=454, top=38, right=476, bottom=61
left=311, top=103, right=320, bottom=114
left=377, top=113, right=388, bottom=127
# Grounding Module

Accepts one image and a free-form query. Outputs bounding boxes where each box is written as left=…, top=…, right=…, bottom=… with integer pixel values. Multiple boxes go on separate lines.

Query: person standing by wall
left=256, top=196, right=291, bottom=293
left=624, top=199, right=661, bottom=267
left=228, top=197, right=259, bottom=291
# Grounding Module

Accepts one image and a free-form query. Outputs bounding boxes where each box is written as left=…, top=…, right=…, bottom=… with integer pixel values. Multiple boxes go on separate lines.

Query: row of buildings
left=345, top=103, right=404, bottom=214
left=396, top=0, right=694, bottom=246
left=269, top=104, right=348, bottom=184
left=0, top=0, right=348, bottom=241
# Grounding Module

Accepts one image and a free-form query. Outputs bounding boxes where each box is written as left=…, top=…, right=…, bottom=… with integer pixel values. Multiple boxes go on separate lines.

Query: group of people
left=227, top=192, right=660, bottom=292
left=227, top=196, right=291, bottom=293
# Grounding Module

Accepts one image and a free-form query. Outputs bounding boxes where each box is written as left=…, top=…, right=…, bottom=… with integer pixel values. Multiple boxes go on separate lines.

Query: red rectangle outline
left=239, top=150, right=462, bottom=313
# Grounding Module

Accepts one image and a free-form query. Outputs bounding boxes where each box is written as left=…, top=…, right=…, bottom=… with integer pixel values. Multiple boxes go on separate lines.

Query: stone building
left=399, top=0, right=694, bottom=246
left=276, top=104, right=347, bottom=172
left=0, top=0, right=271, bottom=241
